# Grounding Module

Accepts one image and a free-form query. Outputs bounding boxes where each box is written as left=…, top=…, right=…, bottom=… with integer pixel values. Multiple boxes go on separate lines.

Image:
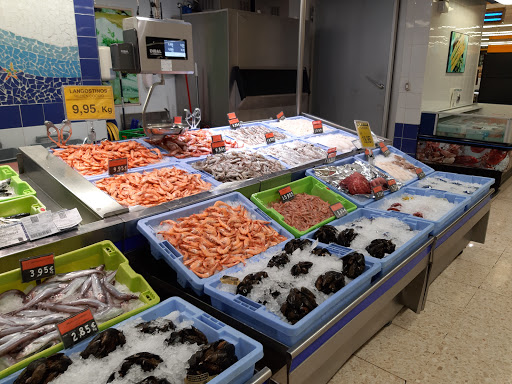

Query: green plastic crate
left=251, top=176, right=357, bottom=238
left=0, top=165, right=37, bottom=203
left=0, top=241, right=160, bottom=380
left=0, top=196, right=46, bottom=218
left=119, top=128, right=146, bottom=140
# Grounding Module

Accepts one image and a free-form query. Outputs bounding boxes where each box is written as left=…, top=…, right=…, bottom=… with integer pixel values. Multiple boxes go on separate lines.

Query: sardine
left=55, top=276, right=88, bottom=302
left=15, top=330, right=60, bottom=360
left=11, top=286, right=64, bottom=314
left=45, top=269, right=103, bottom=283
left=26, top=314, right=68, bottom=329
left=105, top=270, right=117, bottom=285
left=0, top=325, right=53, bottom=357
left=80, top=276, right=92, bottom=297
left=91, top=274, right=106, bottom=303
left=94, top=306, right=124, bottom=323
left=103, top=280, right=138, bottom=301
left=24, top=282, right=67, bottom=303
left=37, top=303, right=86, bottom=314
left=62, top=298, right=106, bottom=309
left=0, top=326, right=26, bottom=339
left=15, top=310, right=53, bottom=317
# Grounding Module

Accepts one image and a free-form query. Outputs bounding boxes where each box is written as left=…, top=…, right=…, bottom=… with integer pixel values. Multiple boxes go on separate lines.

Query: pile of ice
left=416, top=176, right=481, bottom=195
left=260, top=140, right=326, bottom=167
left=307, top=133, right=357, bottom=153
left=268, top=119, right=335, bottom=136
left=373, top=194, right=456, bottom=221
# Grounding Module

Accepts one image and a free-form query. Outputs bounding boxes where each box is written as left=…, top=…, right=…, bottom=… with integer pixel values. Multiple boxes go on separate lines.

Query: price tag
left=227, top=112, right=241, bottom=129
left=278, top=186, right=295, bottom=203
left=211, top=140, right=226, bottom=154
left=0, top=223, right=28, bottom=249
left=174, top=116, right=182, bottom=125
left=20, top=254, right=55, bottom=283
left=265, top=132, right=276, bottom=145
left=52, top=209, right=82, bottom=231
left=354, top=120, right=375, bottom=148
left=20, top=212, right=59, bottom=241
left=365, top=148, right=374, bottom=159
left=62, top=86, right=115, bottom=121
left=387, top=179, right=399, bottom=193
left=330, top=202, right=348, bottom=218
left=108, top=158, right=128, bottom=175
left=312, top=120, right=323, bottom=134
left=277, top=111, right=286, bottom=121
left=416, top=167, right=426, bottom=179
left=379, top=142, right=391, bottom=157
left=326, top=147, right=337, bottom=163
left=57, top=309, right=98, bottom=349
left=372, top=185, right=385, bottom=200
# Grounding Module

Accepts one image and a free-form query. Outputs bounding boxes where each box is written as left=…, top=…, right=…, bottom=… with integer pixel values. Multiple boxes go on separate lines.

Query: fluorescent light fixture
left=485, top=18, right=503, bottom=21
left=483, top=23, right=512, bottom=28
left=485, top=12, right=503, bottom=16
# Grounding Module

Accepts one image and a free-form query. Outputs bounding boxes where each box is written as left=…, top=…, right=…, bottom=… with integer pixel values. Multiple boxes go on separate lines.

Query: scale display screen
left=146, top=36, right=188, bottom=60
left=164, top=40, right=186, bottom=58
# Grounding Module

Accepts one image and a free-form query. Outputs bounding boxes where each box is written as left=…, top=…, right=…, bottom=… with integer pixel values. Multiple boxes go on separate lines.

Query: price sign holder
left=20, top=254, right=55, bottom=283
left=416, top=167, right=426, bottom=179
left=372, top=185, right=385, bottom=200
left=227, top=112, right=241, bottom=129
left=277, top=111, right=286, bottom=121
left=174, top=116, right=182, bottom=125
left=354, top=120, right=375, bottom=148
left=387, top=179, right=399, bottom=193
left=265, top=132, right=276, bottom=145
left=279, top=186, right=295, bottom=203
left=378, top=142, right=391, bottom=156
left=312, top=120, right=323, bottom=134
left=330, top=202, right=348, bottom=218
left=326, top=147, right=337, bottom=163
left=57, top=309, right=98, bottom=349
left=62, top=86, right=115, bottom=121
left=211, top=135, right=226, bottom=154
left=108, top=158, right=128, bottom=175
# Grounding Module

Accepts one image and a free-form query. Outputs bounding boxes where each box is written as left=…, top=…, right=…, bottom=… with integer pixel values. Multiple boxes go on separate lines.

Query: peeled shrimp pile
left=269, top=193, right=332, bottom=231
left=158, top=201, right=288, bottom=278
left=375, top=154, right=417, bottom=182
left=95, top=167, right=212, bottom=207
left=191, top=151, right=285, bottom=182
left=260, top=140, right=327, bottom=167
left=52, top=141, right=162, bottom=176
left=145, top=130, right=241, bottom=159
left=307, top=133, right=356, bottom=153
left=269, top=119, right=334, bottom=136
left=225, top=125, right=287, bottom=146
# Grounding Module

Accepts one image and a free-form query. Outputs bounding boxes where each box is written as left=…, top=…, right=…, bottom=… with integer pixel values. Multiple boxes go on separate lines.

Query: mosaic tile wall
left=0, top=0, right=101, bottom=129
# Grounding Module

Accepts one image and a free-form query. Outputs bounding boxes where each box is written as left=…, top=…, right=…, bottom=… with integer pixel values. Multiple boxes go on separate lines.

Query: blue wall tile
left=82, top=80, right=102, bottom=85
left=21, top=104, right=44, bottom=127
left=43, top=103, right=65, bottom=123
left=401, top=138, right=417, bottom=154
left=74, top=0, right=94, bottom=15
left=75, top=14, right=96, bottom=37
left=419, top=113, right=436, bottom=136
left=80, top=59, right=101, bottom=80
left=403, top=124, right=419, bottom=139
left=393, top=137, right=402, bottom=149
left=0, top=106, right=21, bottom=129
left=78, top=37, right=99, bottom=59
left=394, top=123, right=404, bottom=138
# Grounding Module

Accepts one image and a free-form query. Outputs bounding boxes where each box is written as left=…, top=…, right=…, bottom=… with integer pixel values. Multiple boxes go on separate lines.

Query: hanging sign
left=63, top=86, right=115, bottom=121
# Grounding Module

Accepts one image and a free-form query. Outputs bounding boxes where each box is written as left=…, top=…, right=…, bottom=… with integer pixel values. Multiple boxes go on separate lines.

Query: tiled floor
left=328, top=178, right=512, bottom=384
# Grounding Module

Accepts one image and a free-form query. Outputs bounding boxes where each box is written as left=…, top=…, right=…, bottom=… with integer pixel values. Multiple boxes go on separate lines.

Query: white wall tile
left=396, top=107, right=406, bottom=124
left=405, top=107, right=421, bottom=125
left=406, top=92, right=422, bottom=110
left=398, top=92, right=407, bottom=108
left=0, top=127, right=26, bottom=149
left=410, top=44, right=428, bottom=77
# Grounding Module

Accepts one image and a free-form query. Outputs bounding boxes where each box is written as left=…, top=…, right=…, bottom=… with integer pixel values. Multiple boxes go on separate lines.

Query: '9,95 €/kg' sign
left=63, top=85, right=116, bottom=121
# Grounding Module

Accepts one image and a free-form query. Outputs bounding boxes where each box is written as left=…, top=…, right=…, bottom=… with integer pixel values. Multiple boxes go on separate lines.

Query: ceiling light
left=493, top=0, right=512, bottom=4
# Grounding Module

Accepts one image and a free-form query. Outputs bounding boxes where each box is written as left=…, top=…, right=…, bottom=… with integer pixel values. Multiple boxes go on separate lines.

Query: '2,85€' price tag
left=387, top=178, right=399, bottom=193
left=227, top=112, right=241, bottom=129
left=378, top=142, right=391, bottom=157
left=330, top=202, right=348, bottom=218
left=62, top=85, right=115, bottom=121
left=108, top=158, right=128, bottom=175
left=57, top=309, right=98, bottom=349
left=326, top=147, right=337, bottom=163
left=20, top=254, right=55, bottom=283
left=279, top=186, right=295, bottom=203
left=312, top=120, right=323, bottom=134
left=415, top=167, right=426, bottom=179
left=265, top=132, right=276, bottom=145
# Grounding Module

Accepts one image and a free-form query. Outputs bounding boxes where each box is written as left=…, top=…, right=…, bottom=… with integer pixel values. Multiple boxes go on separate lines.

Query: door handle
left=366, top=76, right=385, bottom=90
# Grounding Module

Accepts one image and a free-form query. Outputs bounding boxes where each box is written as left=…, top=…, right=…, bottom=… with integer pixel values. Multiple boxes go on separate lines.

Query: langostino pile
left=145, top=130, right=242, bottom=159
left=51, top=141, right=163, bottom=176
left=269, top=193, right=333, bottom=232
left=95, top=167, right=213, bottom=207
left=157, top=201, right=288, bottom=278
left=0, top=266, right=142, bottom=369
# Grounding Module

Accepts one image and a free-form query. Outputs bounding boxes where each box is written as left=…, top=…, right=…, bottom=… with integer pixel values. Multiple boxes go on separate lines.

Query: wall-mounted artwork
left=446, top=31, right=469, bottom=73
left=94, top=6, right=140, bottom=105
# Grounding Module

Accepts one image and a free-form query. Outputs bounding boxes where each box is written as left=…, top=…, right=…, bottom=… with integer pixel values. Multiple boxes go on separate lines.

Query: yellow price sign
left=63, top=86, right=115, bottom=121
left=354, top=120, right=375, bottom=148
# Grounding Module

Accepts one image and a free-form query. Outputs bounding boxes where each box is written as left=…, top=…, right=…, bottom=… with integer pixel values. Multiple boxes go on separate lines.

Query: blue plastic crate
left=305, top=156, right=399, bottom=207
left=303, top=208, right=434, bottom=278
left=263, top=116, right=338, bottom=137
left=204, top=242, right=380, bottom=346
left=0, top=297, right=263, bottom=384
left=303, top=131, right=359, bottom=155
left=408, top=171, right=494, bottom=210
left=137, top=192, right=294, bottom=295
left=354, top=146, right=435, bottom=186
left=367, top=187, right=470, bottom=236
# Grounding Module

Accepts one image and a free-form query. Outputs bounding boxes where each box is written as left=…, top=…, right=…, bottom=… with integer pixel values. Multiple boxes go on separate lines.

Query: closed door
left=311, top=0, right=398, bottom=136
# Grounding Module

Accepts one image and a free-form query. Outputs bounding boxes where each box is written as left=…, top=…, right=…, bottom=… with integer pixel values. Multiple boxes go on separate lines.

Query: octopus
left=236, top=272, right=269, bottom=296
left=337, top=228, right=358, bottom=247
left=165, top=327, right=208, bottom=346
left=342, top=252, right=366, bottom=279
left=311, top=247, right=331, bottom=257
left=187, top=340, right=238, bottom=377
left=136, top=319, right=176, bottom=334
left=267, top=252, right=290, bottom=268
left=283, top=239, right=312, bottom=254
left=107, top=352, right=163, bottom=383
left=80, top=329, right=126, bottom=359
left=313, top=225, right=338, bottom=244
left=14, top=354, right=72, bottom=384
left=290, top=261, right=314, bottom=276
left=365, top=239, right=396, bottom=259
left=315, top=271, right=345, bottom=294
left=280, top=287, right=318, bottom=324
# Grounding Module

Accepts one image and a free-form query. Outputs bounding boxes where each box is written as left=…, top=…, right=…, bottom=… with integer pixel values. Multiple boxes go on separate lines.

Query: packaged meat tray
left=303, top=209, right=434, bottom=278
left=0, top=297, right=263, bottom=384
left=137, top=192, right=294, bottom=295
left=0, top=165, right=37, bottom=203
left=408, top=171, right=494, bottom=210
left=204, top=241, right=380, bottom=346
left=367, top=187, right=470, bottom=235
left=0, top=241, right=159, bottom=380
left=250, top=176, right=358, bottom=238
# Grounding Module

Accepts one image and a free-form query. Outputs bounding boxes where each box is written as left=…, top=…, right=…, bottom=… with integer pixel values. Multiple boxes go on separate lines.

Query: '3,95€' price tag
left=378, top=142, right=391, bottom=157
left=57, top=309, right=98, bottom=349
left=372, top=185, right=385, bottom=200
left=415, top=167, right=426, bottom=179
left=330, top=202, right=348, bottom=218
left=227, top=112, right=241, bottom=129
left=279, top=186, right=295, bottom=203
left=326, top=147, right=337, bottom=163
left=387, top=179, right=399, bottom=193
left=20, top=254, right=55, bottom=283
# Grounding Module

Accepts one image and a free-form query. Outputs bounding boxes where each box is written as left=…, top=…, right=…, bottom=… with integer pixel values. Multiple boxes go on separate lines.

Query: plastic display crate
left=0, top=165, right=37, bottom=203
left=408, top=171, right=494, bottom=210
left=354, top=146, right=435, bottom=186
left=263, top=116, right=338, bottom=137
left=204, top=242, right=380, bottom=346
left=305, top=156, right=399, bottom=208
left=367, top=187, right=470, bottom=236
left=137, top=192, right=294, bottom=295
left=0, top=241, right=160, bottom=380
left=119, top=128, right=146, bottom=139
left=303, top=131, right=359, bottom=155
left=213, top=122, right=293, bottom=148
left=250, top=176, right=357, bottom=238
left=258, top=138, right=328, bottom=168
left=303, top=208, right=434, bottom=278
left=0, top=297, right=262, bottom=384
left=0, top=195, right=46, bottom=218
